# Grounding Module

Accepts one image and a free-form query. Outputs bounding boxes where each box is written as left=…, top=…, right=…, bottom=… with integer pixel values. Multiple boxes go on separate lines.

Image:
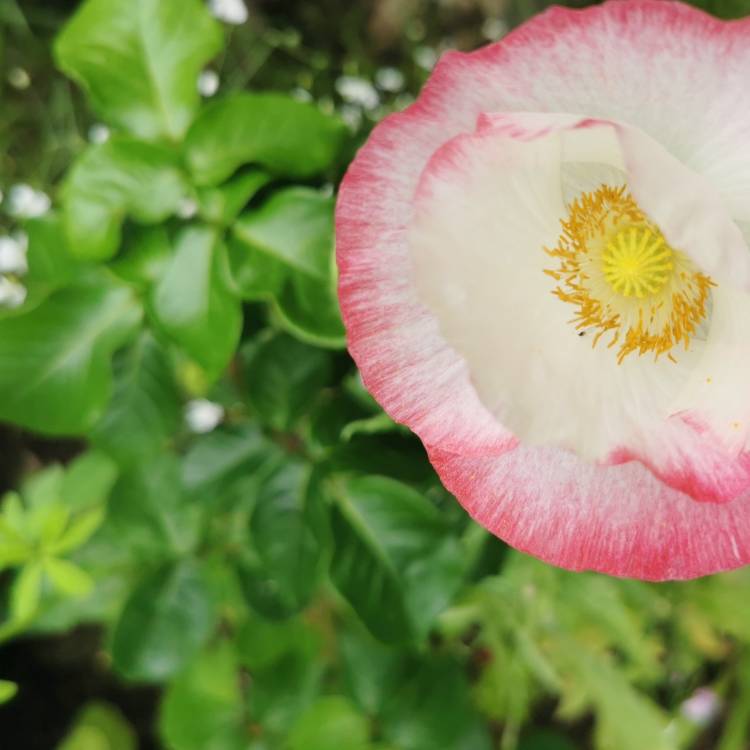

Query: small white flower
left=339, top=104, right=363, bottom=131
left=482, top=17, right=508, bottom=40
left=6, top=185, right=34, bottom=214
left=7, top=67, right=30, bottom=90
left=0, top=236, right=28, bottom=275
left=375, top=67, right=405, bottom=93
left=681, top=688, right=721, bottom=726
left=0, top=277, right=27, bottom=308
left=177, top=198, right=198, bottom=220
left=185, top=399, right=225, bottom=434
left=197, top=69, right=220, bottom=97
left=335, top=76, right=380, bottom=111
left=414, top=46, right=438, bottom=71
left=5, top=184, right=51, bottom=219
left=11, top=230, right=28, bottom=252
left=207, top=0, right=248, bottom=25
left=88, top=123, right=111, bottom=144
left=291, top=87, right=313, bottom=103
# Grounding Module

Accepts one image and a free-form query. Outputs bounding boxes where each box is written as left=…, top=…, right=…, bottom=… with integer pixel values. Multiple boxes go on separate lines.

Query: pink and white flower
left=335, top=0, right=750, bottom=580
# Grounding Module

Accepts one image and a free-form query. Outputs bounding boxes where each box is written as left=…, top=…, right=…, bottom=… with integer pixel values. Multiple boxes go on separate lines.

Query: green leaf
left=688, top=0, right=750, bottom=19
left=234, top=188, right=334, bottom=280
left=380, top=658, right=492, bottom=750
left=90, top=331, right=181, bottom=465
left=328, top=476, right=464, bottom=642
left=27, top=563, right=132, bottom=637
left=0, top=680, right=18, bottom=705
left=343, top=372, right=382, bottom=412
left=236, top=615, right=316, bottom=671
left=519, top=731, right=579, bottom=750
left=232, top=188, right=344, bottom=347
left=44, top=558, right=95, bottom=598
left=225, top=233, right=286, bottom=301
left=185, top=93, right=347, bottom=185
left=10, top=561, right=44, bottom=622
left=0, top=277, right=141, bottom=434
left=62, top=138, right=189, bottom=260
left=100, top=455, right=199, bottom=563
left=717, top=654, right=750, bottom=750
left=23, top=465, right=64, bottom=511
left=54, top=0, right=222, bottom=140
left=340, top=628, right=403, bottom=715
left=110, top=226, right=173, bottom=289
left=159, top=642, right=245, bottom=750
left=111, top=559, right=216, bottom=682
left=272, top=270, right=345, bottom=348
left=36, top=505, right=71, bottom=548
left=197, top=169, right=272, bottom=226
left=20, top=214, right=79, bottom=312
left=288, top=697, right=371, bottom=750
left=60, top=451, right=119, bottom=511
left=0, top=513, right=31, bottom=568
left=556, top=637, right=671, bottom=750
left=238, top=462, right=327, bottom=619
left=402, top=535, right=465, bottom=639
left=306, top=390, right=367, bottom=453
left=0, top=492, right=27, bottom=537
left=57, top=702, right=137, bottom=750
left=241, top=332, right=331, bottom=430
left=327, top=435, right=435, bottom=486
left=329, top=502, right=410, bottom=644
left=341, top=413, right=403, bottom=442
left=250, top=650, right=322, bottom=737
left=149, top=225, right=241, bottom=379
left=52, top=506, right=107, bottom=555
left=181, top=425, right=280, bottom=499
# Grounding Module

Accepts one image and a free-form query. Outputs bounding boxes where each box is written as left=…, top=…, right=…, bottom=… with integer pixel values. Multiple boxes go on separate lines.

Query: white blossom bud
left=177, top=198, right=198, bottom=220
left=6, top=184, right=51, bottom=219
left=335, top=76, right=380, bottom=111
left=197, top=69, right=220, bottom=97
left=0, top=277, right=27, bottom=308
left=0, top=236, right=28, bottom=275
left=185, top=399, right=225, bottom=433
left=88, top=123, right=111, bottom=144
left=7, top=67, right=30, bottom=90
left=207, top=0, right=248, bottom=25
left=680, top=688, right=721, bottom=726
left=375, top=67, right=405, bottom=93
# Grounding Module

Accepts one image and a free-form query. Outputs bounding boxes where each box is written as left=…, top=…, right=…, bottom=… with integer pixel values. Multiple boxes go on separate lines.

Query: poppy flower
left=335, top=0, right=750, bottom=580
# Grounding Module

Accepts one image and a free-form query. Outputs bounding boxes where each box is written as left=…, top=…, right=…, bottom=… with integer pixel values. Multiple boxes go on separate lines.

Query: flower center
left=601, top=226, right=673, bottom=299
left=544, top=185, right=715, bottom=363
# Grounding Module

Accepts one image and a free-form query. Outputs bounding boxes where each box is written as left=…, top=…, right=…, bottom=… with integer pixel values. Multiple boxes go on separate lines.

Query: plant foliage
left=2, top=0, right=750, bottom=748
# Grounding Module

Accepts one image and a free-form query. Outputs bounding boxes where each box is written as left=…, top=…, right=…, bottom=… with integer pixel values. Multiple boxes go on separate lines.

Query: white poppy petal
left=337, top=0, right=750, bottom=579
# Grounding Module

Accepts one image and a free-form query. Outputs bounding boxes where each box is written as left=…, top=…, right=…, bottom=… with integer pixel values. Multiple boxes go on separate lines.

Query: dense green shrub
left=2, top=1, right=750, bottom=748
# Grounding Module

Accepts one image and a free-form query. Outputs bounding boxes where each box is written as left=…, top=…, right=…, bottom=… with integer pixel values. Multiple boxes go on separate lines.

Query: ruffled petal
left=427, top=0, right=750, bottom=225
left=410, top=113, right=750, bottom=502
left=336, top=100, right=515, bottom=458
left=429, top=444, right=750, bottom=580
left=478, top=112, right=750, bottom=287
left=610, top=120, right=750, bottom=287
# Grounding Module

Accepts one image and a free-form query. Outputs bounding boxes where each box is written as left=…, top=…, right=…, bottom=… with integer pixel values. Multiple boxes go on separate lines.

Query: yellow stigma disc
left=544, top=185, right=715, bottom=363
left=601, top=226, right=674, bottom=299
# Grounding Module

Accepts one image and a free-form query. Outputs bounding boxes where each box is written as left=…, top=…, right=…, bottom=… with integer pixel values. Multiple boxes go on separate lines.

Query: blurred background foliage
left=2, top=0, right=750, bottom=749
